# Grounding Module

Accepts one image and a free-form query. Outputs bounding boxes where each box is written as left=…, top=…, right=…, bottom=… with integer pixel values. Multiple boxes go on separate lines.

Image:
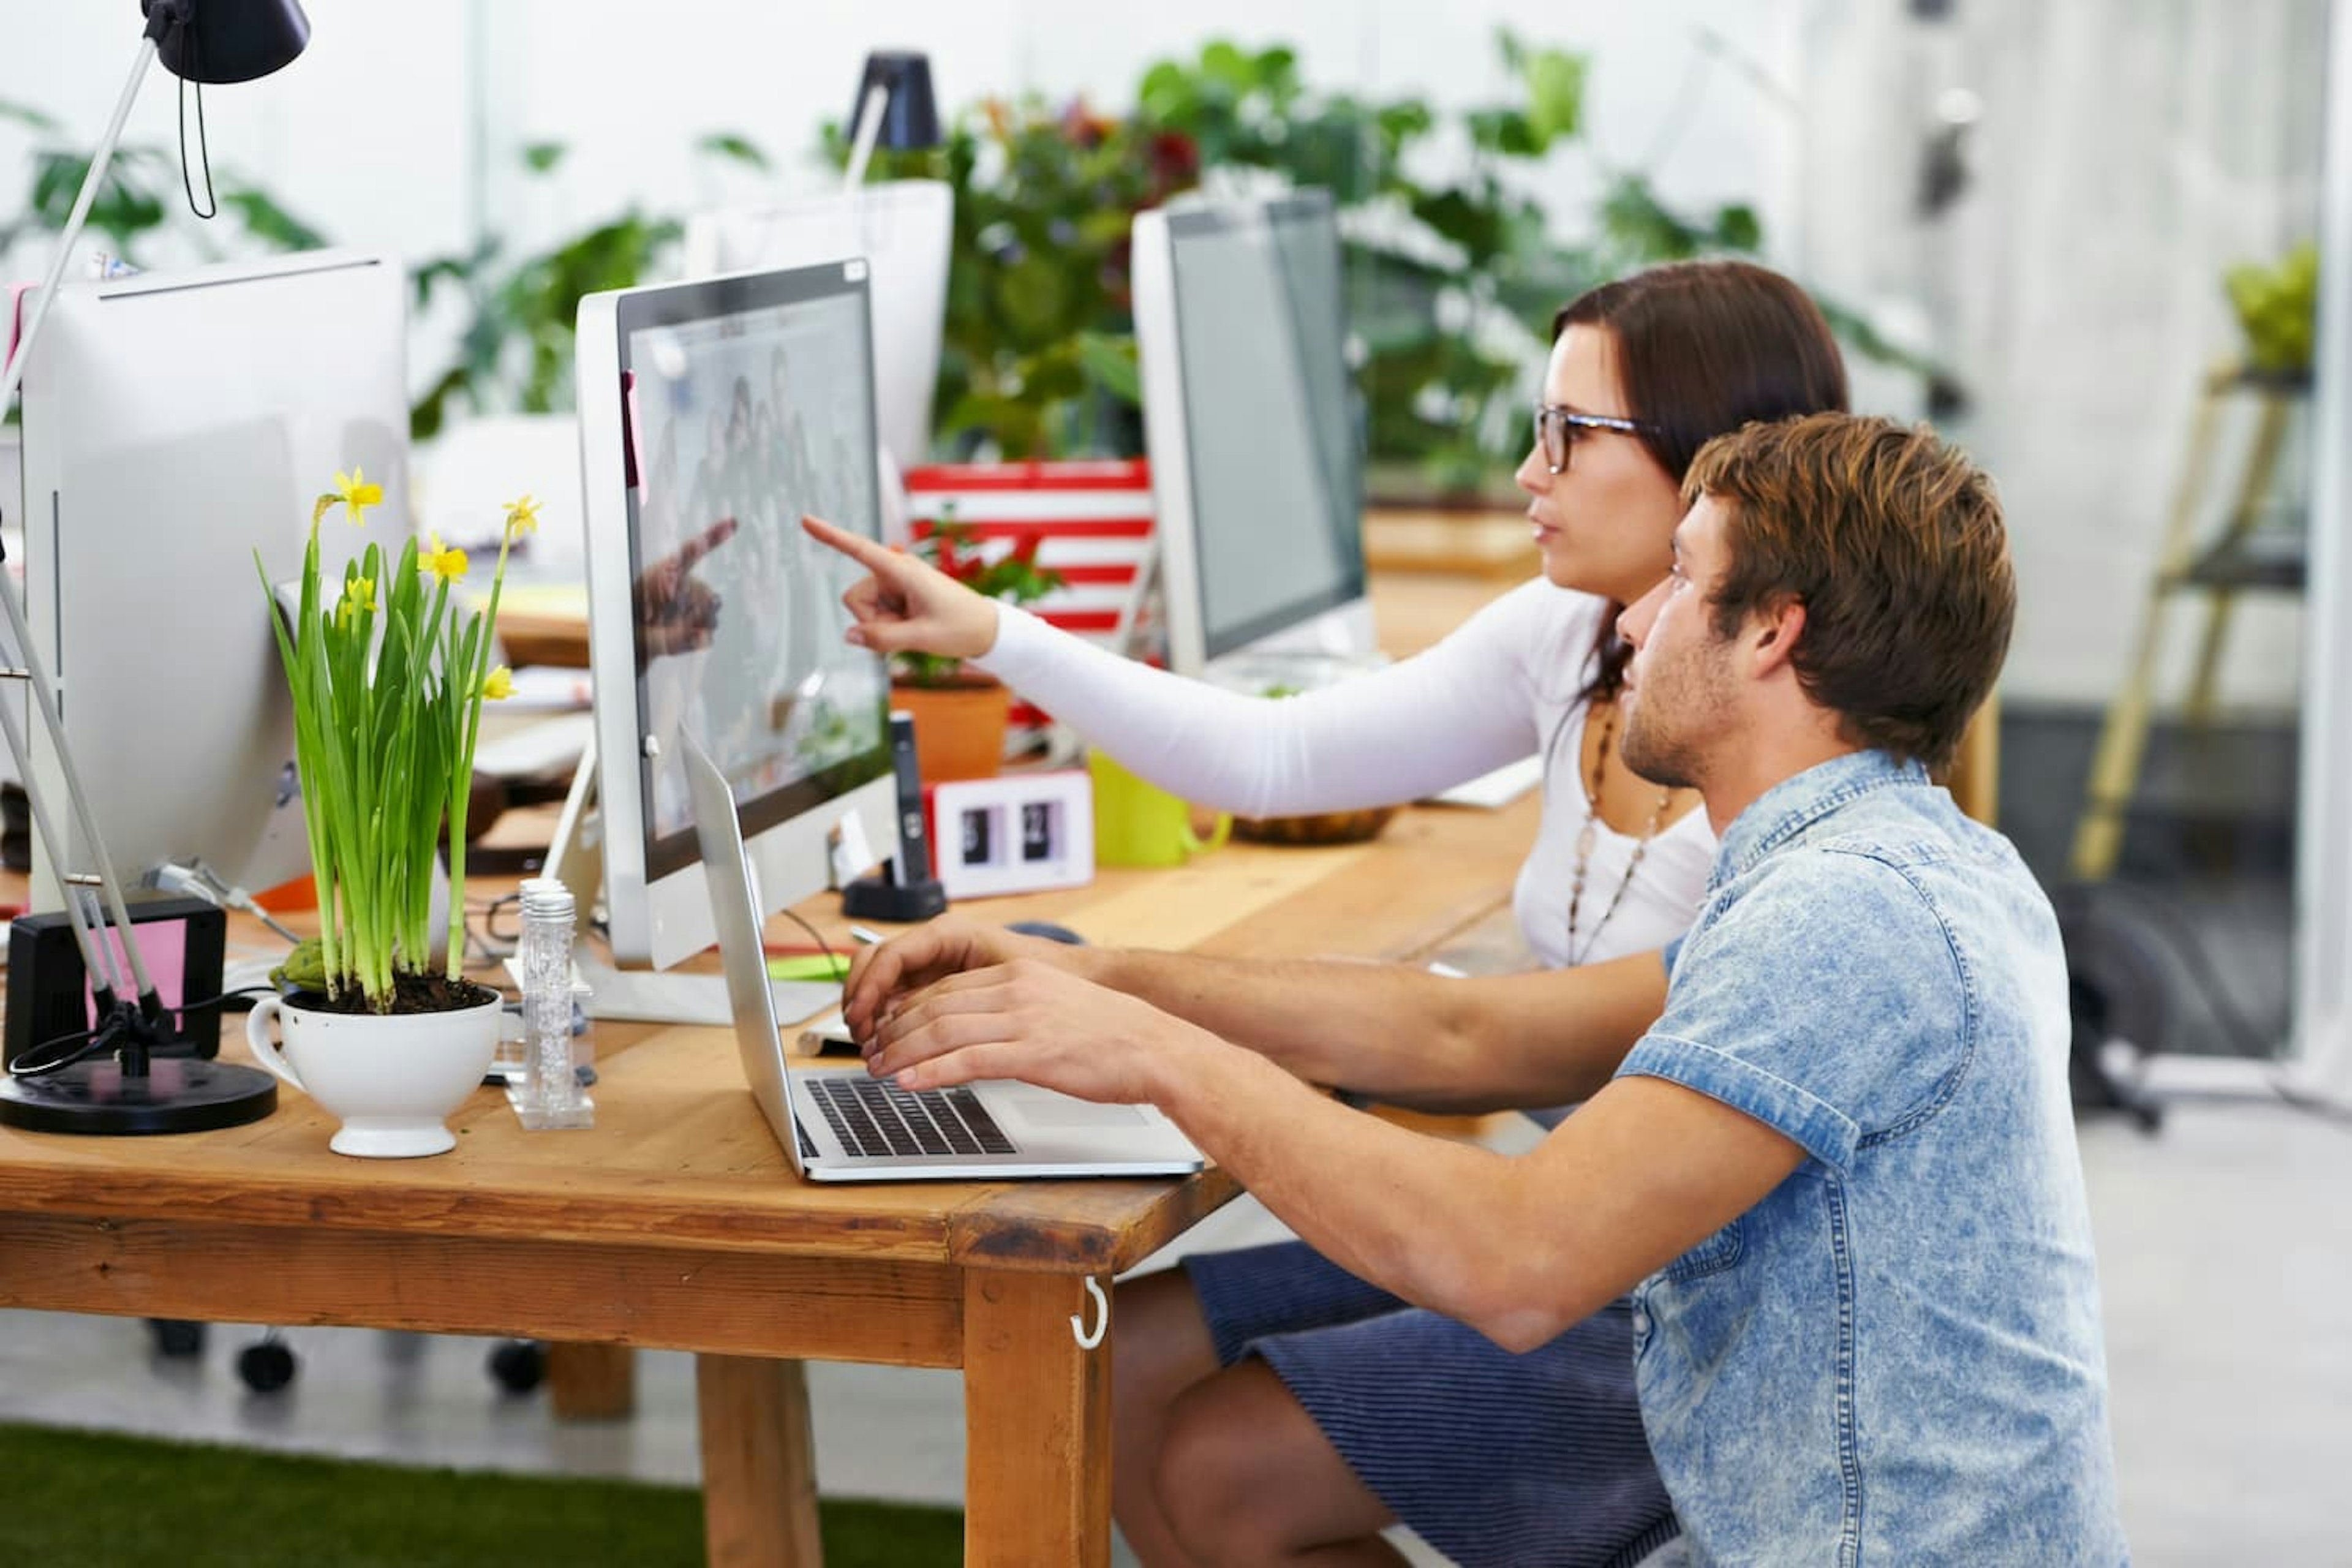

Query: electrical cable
left=776, top=905, right=851, bottom=981
left=175, top=34, right=216, bottom=219
left=9, top=984, right=279, bottom=1077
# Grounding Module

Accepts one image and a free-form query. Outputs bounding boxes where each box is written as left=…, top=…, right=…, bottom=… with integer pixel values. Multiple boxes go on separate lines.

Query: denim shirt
left=1619, top=750, right=2126, bottom=1565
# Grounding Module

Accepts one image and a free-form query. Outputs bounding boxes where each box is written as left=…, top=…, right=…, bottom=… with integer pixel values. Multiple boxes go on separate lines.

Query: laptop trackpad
left=988, top=1083, right=1147, bottom=1128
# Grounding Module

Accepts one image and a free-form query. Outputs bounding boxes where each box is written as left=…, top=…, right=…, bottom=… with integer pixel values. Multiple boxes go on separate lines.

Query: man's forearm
left=1079, top=946, right=1667, bottom=1111
left=1147, top=1031, right=1809, bottom=1355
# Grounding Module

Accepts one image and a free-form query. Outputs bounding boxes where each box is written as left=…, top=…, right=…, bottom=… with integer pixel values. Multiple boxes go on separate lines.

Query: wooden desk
left=0, top=791, right=1537, bottom=1567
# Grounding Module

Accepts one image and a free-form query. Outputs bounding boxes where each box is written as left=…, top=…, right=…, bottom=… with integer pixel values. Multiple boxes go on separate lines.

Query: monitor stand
left=537, top=738, right=842, bottom=1027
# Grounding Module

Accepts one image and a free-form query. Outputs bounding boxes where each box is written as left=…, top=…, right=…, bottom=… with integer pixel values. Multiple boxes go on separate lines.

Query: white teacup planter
left=246, top=991, right=502, bottom=1158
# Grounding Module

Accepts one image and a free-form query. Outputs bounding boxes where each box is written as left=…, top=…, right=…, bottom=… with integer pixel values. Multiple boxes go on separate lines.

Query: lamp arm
left=842, top=80, right=891, bottom=192
left=0, top=34, right=160, bottom=414
left=0, top=30, right=170, bottom=1011
left=0, top=645, right=135, bottom=1006
left=0, top=579, right=164, bottom=1010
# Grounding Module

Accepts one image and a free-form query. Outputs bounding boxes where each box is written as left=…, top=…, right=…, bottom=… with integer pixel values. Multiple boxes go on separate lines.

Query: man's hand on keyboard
left=840, top=916, right=1083, bottom=1046
left=860, top=952, right=1208, bottom=1108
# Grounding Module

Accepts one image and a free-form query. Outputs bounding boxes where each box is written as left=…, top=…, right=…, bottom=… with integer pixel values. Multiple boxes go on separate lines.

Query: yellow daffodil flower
left=479, top=665, right=514, bottom=701
left=502, top=494, right=541, bottom=541
left=320, top=467, right=383, bottom=527
left=335, top=574, right=377, bottom=629
left=419, top=532, right=469, bottom=583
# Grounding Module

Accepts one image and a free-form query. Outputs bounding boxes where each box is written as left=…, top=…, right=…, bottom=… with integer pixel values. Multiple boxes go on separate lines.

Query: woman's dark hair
left=1551, top=258, right=1850, bottom=703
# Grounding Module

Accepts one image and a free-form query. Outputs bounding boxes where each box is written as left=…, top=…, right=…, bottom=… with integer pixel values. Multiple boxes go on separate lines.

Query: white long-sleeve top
left=976, top=579, right=1716, bottom=968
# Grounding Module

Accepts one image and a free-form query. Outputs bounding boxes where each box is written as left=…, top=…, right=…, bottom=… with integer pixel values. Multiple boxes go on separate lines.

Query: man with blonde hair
left=846, top=412, right=2126, bottom=1563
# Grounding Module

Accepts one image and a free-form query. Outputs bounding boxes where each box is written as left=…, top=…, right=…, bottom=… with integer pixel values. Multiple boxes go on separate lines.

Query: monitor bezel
left=576, top=260, right=897, bottom=970
left=1132, top=189, right=1373, bottom=678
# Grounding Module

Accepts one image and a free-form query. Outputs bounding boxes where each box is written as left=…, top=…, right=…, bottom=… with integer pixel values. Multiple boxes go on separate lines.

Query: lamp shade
left=850, top=51, right=941, bottom=150
left=141, top=0, right=312, bottom=86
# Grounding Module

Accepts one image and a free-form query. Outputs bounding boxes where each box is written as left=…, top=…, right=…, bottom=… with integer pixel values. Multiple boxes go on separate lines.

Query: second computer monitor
left=575, top=260, right=897, bottom=970
left=1131, top=190, right=1374, bottom=681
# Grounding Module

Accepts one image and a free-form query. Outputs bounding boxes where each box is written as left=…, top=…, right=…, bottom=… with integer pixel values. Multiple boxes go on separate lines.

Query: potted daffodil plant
left=241, top=469, right=533, bottom=1157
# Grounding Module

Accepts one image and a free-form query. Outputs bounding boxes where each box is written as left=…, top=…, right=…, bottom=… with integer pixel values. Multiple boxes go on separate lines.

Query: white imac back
left=682, top=181, right=952, bottom=477
left=16, top=249, right=407, bottom=907
left=1131, top=192, right=1373, bottom=682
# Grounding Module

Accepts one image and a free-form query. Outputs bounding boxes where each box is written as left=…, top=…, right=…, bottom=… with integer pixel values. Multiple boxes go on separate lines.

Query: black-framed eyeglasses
left=1532, top=404, right=1655, bottom=475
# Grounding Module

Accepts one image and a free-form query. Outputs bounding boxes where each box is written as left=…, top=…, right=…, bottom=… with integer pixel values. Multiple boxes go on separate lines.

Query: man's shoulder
left=1702, top=829, right=1955, bottom=960
left=1724, top=785, right=2027, bottom=924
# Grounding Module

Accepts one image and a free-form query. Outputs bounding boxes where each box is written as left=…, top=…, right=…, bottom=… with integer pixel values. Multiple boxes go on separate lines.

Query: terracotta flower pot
left=891, top=674, right=1011, bottom=785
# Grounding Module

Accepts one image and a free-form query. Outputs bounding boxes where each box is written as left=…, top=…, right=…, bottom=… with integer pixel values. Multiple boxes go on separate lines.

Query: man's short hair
left=1684, top=412, right=2013, bottom=771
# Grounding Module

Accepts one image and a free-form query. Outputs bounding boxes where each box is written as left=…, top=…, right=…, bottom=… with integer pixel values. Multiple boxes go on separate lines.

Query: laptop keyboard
left=807, top=1076, right=1017, bottom=1159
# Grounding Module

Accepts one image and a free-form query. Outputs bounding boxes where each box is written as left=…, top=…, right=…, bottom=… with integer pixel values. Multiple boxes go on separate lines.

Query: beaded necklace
left=1563, top=699, right=1677, bottom=967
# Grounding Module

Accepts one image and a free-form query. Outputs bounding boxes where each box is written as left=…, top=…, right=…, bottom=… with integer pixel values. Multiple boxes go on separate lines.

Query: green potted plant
left=2224, top=239, right=2319, bottom=384
left=240, top=470, right=532, bottom=1158
left=891, top=511, right=1063, bottom=783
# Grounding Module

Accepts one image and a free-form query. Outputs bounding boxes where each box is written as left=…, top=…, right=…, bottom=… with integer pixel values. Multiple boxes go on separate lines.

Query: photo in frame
left=929, top=769, right=1095, bottom=899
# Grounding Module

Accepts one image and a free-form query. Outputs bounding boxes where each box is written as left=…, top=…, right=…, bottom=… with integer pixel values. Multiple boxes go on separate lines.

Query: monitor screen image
left=1131, top=189, right=1373, bottom=679
left=13, top=249, right=409, bottom=910
left=576, top=260, right=897, bottom=971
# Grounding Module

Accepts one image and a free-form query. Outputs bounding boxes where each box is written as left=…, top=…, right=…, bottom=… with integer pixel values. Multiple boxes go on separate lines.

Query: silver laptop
left=683, top=733, right=1205, bottom=1182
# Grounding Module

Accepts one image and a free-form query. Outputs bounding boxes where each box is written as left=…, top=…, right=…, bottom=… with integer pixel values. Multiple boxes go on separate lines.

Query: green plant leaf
left=1074, top=332, right=1141, bottom=405
left=0, top=99, right=59, bottom=132
left=1518, top=46, right=1586, bottom=146
left=697, top=132, right=770, bottom=169
left=217, top=187, right=331, bottom=251
left=1709, top=202, right=1763, bottom=253
left=522, top=141, right=568, bottom=174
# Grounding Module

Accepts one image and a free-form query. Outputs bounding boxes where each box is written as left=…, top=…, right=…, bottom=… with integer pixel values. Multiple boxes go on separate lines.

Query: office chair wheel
left=487, top=1338, right=547, bottom=1394
left=148, top=1318, right=208, bottom=1357
left=237, top=1335, right=298, bottom=1393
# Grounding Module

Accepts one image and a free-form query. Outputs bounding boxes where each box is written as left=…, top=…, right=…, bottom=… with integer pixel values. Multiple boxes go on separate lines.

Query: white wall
left=1796, top=0, right=2329, bottom=709
left=2, top=3, right=1798, bottom=345
left=0, top=2, right=476, bottom=280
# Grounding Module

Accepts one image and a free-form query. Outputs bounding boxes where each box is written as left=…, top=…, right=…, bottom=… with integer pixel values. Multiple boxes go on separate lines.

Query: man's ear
left=1747, top=595, right=1807, bottom=677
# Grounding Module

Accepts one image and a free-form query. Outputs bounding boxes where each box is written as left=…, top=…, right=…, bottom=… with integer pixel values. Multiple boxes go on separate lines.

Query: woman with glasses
left=804, top=257, right=1847, bottom=1567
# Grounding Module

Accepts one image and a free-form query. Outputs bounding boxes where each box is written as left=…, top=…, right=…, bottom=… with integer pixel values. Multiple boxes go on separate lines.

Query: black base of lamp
left=0, top=1057, right=276, bottom=1134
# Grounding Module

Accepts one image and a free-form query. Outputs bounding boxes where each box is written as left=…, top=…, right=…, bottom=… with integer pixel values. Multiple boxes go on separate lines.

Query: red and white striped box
left=903, top=459, right=1155, bottom=728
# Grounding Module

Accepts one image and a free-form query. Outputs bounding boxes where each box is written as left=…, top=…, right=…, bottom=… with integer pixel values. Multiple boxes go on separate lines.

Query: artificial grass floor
left=0, top=1420, right=962, bottom=1567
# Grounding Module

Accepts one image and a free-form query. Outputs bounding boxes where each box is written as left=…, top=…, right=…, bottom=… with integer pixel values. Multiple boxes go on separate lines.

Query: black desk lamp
left=842, top=50, right=942, bottom=187
left=0, top=0, right=310, bottom=1134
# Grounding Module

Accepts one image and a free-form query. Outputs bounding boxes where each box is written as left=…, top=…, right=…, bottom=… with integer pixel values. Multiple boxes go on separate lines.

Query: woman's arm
left=975, top=598, right=1551, bottom=815
left=804, top=510, right=1586, bottom=816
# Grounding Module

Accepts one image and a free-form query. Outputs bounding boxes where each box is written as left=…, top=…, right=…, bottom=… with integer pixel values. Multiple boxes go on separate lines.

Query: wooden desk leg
left=963, top=1269, right=1111, bottom=1568
left=696, top=1354, right=824, bottom=1568
left=547, top=1341, right=636, bottom=1420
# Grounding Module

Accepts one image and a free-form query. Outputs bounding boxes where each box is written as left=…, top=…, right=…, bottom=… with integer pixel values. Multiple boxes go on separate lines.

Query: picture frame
left=929, top=769, right=1095, bottom=899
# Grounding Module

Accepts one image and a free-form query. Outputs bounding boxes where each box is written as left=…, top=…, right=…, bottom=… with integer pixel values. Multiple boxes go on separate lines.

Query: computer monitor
left=575, top=259, right=897, bottom=976
left=15, top=249, right=408, bottom=910
left=682, top=181, right=952, bottom=483
left=1129, top=189, right=1374, bottom=682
